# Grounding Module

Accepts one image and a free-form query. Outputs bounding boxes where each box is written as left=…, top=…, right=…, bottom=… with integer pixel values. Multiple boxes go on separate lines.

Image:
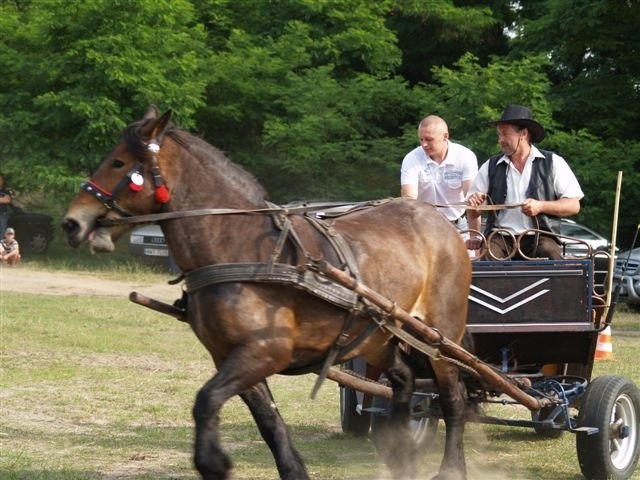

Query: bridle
left=80, top=139, right=170, bottom=218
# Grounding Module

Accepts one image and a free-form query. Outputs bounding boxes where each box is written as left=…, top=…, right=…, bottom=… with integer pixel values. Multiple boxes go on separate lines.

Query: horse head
left=62, top=106, right=173, bottom=253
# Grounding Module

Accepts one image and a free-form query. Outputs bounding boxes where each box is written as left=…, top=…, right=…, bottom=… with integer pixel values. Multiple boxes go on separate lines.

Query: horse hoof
left=431, top=472, right=466, bottom=480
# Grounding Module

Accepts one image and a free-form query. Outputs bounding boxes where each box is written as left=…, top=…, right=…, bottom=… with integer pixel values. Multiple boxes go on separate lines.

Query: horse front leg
left=241, top=380, right=309, bottom=480
left=192, top=371, right=238, bottom=480
left=432, top=362, right=467, bottom=480
left=192, top=349, right=286, bottom=480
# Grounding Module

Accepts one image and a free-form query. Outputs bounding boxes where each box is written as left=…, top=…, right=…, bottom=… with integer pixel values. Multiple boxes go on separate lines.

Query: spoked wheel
left=370, top=392, right=439, bottom=451
left=339, top=385, right=371, bottom=436
left=339, top=359, right=371, bottom=436
left=407, top=393, right=439, bottom=449
left=576, top=375, right=640, bottom=480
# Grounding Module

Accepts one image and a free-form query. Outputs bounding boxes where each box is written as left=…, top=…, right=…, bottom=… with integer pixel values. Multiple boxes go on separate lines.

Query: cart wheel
left=339, top=385, right=371, bottom=436
left=339, top=359, right=371, bottom=436
left=576, top=375, right=640, bottom=480
left=370, top=394, right=439, bottom=451
left=531, top=406, right=565, bottom=439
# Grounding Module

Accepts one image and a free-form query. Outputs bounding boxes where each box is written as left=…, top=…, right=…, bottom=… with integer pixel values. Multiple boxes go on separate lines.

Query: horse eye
left=111, top=159, right=125, bottom=168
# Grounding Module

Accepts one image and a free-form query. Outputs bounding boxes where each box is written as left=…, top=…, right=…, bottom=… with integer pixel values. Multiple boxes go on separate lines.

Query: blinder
left=81, top=161, right=144, bottom=217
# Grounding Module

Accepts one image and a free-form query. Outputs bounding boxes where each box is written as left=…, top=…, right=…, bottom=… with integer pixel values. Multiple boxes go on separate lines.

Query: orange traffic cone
left=594, top=325, right=613, bottom=360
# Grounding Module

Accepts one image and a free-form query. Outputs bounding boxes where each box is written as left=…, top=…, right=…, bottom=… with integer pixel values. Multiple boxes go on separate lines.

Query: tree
left=0, top=0, right=209, bottom=197
left=511, top=0, right=640, bottom=141
left=192, top=0, right=416, bottom=201
left=509, top=0, right=640, bottom=244
left=412, top=53, right=553, bottom=160
left=386, top=0, right=511, bottom=85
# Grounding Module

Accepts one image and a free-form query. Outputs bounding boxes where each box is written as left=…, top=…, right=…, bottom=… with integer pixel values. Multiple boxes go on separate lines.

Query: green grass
left=1, top=275, right=639, bottom=479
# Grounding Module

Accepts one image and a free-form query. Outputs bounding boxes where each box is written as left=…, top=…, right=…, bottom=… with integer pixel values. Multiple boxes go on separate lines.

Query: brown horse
left=62, top=106, right=471, bottom=480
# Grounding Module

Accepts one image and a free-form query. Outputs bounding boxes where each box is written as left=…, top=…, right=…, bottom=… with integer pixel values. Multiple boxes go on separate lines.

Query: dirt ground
left=0, top=266, right=180, bottom=299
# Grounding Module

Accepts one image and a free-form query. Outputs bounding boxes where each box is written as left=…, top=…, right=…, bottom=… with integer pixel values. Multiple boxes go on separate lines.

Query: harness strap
left=267, top=216, right=291, bottom=272
left=291, top=214, right=365, bottom=396
left=96, top=200, right=370, bottom=227
left=184, top=262, right=359, bottom=310
left=304, top=214, right=361, bottom=280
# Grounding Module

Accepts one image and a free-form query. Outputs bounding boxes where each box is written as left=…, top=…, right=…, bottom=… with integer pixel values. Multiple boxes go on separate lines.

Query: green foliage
left=192, top=0, right=412, bottom=201
left=259, top=70, right=417, bottom=201
left=1, top=0, right=638, bottom=244
left=549, top=131, right=640, bottom=244
left=511, top=0, right=640, bottom=140
left=412, top=53, right=553, bottom=161
left=387, top=0, right=508, bottom=85
left=0, top=0, right=208, bottom=195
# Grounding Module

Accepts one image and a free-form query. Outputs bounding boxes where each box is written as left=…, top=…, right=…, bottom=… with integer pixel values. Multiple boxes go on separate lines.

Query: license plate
left=144, top=248, right=169, bottom=257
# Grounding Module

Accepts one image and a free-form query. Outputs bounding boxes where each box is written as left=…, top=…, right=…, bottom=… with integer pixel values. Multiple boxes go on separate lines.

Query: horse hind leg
left=372, top=348, right=418, bottom=479
left=241, top=380, right=309, bottom=480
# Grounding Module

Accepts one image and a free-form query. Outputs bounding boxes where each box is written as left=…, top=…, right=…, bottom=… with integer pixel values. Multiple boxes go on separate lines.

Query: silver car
left=129, top=224, right=179, bottom=272
left=613, top=247, right=640, bottom=309
left=548, top=218, right=612, bottom=257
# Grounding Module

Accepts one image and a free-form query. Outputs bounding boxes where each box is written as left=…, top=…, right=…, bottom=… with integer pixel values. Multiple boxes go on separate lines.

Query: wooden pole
left=129, top=291, right=186, bottom=321
left=605, top=171, right=623, bottom=311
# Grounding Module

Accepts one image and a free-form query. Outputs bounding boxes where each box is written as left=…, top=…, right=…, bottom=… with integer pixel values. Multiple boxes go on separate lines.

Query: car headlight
left=130, top=235, right=144, bottom=244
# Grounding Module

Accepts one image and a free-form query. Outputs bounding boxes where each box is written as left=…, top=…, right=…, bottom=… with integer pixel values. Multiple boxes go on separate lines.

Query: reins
left=96, top=201, right=524, bottom=227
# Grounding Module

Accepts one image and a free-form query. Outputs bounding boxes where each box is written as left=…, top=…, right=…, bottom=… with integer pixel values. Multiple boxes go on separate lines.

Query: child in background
left=0, top=227, right=20, bottom=266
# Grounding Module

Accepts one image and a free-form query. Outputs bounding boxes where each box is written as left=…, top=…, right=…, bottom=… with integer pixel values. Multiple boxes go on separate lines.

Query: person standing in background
left=0, top=174, right=12, bottom=235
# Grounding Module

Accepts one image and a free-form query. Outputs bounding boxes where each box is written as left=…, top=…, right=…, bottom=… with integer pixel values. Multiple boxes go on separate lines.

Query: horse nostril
left=61, top=218, right=79, bottom=236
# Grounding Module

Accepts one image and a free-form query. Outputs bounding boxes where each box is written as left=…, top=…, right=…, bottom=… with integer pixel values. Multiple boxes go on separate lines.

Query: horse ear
left=139, top=109, right=173, bottom=143
left=143, top=105, right=160, bottom=120
left=151, top=109, right=173, bottom=141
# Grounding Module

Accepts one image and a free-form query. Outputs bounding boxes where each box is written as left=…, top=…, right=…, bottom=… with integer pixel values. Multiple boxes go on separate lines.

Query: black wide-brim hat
left=491, top=104, right=546, bottom=143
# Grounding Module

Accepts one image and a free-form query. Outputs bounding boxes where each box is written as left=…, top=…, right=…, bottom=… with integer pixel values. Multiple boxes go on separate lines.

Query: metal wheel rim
left=30, top=232, right=48, bottom=252
left=610, top=393, right=638, bottom=470
left=410, top=396, right=436, bottom=444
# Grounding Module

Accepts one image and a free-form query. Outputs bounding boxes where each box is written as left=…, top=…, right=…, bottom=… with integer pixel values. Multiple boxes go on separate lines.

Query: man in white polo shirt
left=401, top=115, right=479, bottom=232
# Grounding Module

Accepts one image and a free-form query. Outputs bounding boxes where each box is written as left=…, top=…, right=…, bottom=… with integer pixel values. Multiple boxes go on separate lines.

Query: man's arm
left=461, top=179, right=480, bottom=231
left=522, top=197, right=580, bottom=217
left=401, top=184, right=418, bottom=199
left=0, top=192, right=11, bottom=204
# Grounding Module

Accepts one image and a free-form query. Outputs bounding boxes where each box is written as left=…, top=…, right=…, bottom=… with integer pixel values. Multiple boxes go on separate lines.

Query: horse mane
left=123, top=118, right=269, bottom=203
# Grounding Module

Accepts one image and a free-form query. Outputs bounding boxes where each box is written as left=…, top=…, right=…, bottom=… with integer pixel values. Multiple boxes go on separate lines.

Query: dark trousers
left=485, top=233, right=562, bottom=260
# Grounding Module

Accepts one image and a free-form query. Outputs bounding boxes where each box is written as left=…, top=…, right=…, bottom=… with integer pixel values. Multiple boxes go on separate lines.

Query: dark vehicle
left=614, top=247, right=640, bottom=309
left=7, top=204, right=55, bottom=253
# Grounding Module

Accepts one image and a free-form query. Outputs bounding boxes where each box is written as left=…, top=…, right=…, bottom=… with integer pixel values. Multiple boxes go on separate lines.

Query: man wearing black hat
left=467, top=105, right=584, bottom=260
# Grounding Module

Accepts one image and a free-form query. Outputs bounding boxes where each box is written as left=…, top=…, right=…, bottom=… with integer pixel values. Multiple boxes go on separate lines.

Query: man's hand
left=521, top=198, right=544, bottom=217
left=465, top=238, right=483, bottom=250
left=467, top=192, right=487, bottom=207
